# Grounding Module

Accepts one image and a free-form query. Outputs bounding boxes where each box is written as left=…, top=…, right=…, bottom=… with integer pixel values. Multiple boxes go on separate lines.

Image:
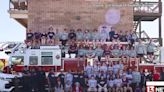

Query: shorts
left=137, top=54, right=144, bottom=57
left=147, top=52, right=154, bottom=55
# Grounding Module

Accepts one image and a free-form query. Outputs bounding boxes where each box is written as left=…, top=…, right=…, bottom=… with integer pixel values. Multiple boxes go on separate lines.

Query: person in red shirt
left=153, top=69, right=160, bottom=81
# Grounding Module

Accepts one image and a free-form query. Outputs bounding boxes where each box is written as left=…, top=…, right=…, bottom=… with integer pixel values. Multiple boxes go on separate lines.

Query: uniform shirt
left=65, top=73, right=73, bottom=83
left=119, top=35, right=127, bottom=42
left=126, top=73, right=133, bottom=84
left=114, top=78, right=122, bottom=87
left=99, top=73, right=107, bottom=79
left=58, top=73, right=65, bottom=86
left=91, top=32, right=100, bottom=40
left=122, top=78, right=128, bottom=87
left=60, top=32, right=68, bottom=40
left=100, top=65, right=108, bottom=73
left=132, top=71, right=141, bottom=83
left=135, top=44, right=147, bottom=54
left=113, top=34, right=119, bottom=40
left=121, top=50, right=128, bottom=56
left=48, top=72, right=56, bottom=86
left=84, top=32, right=91, bottom=40
left=27, top=33, right=33, bottom=40
left=107, top=80, right=114, bottom=87
left=88, top=79, right=97, bottom=88
left=109, top=31, right=115, bottom=41
left=128, top=50, right=137, bottom=57
left=98, top=79, right=107, bottom=87
left=86, top=49, right=95, bottom=57
left=85, top=65, right=93, bottom=76
left=69, top=44, right=77, bottom=52
left=128, top=33, right=138, bottom=41
left=48, top=32, right=55, bottom=39
left=76, top=32, right=84, bottom=40
left=147, top=42, right=156, bottom=53
left=79, top=74, right=85, bottom=87
left=68, top=32, right=76, bottom=39
left=78, top=49, right=86, bottom=57
left=56, top=31, right=62, bottom=39
left=113, top=64, right=120, bottom=74
left=111, top=49, right=121, bottom=57
left=93, top=65, right=100, bottom=75
left=73, top=73, right=79, bottom=83
left=95, top=48, right=104, bottom=57
left=41, top=33, right=47, bottom=38
left=119, top=64, right=124, bottom=71
left=34, top=32, right=41, bottom=39
left=108, top=66, right=113, bottom=71
left=100, top=30, right=109, bottom=41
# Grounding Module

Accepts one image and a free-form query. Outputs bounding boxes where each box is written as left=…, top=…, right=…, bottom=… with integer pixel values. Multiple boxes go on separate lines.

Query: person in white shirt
left=114, top=75, right=123, bottom=92
left=107, top=77, right=115, bottom=92
left=87, top=76, right=97, bottom=92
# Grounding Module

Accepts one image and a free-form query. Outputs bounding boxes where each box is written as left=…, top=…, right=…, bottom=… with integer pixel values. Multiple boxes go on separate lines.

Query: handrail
left=9, top=0, right=28, bottom=11
left=133, top=1, right=162, bottom=15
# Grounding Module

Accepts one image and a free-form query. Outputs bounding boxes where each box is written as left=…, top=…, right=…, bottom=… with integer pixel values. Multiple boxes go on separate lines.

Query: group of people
left=26, top=26, right=157, bottom=64
left=64, top=39, right=156, bottom=65
left=12, top=64, right=164, bottom=92
left=26, top=26, right=137, bottom=48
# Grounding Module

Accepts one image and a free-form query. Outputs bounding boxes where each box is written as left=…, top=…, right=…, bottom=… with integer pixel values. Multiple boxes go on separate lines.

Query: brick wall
left=28, top=0, right=133, bottom=32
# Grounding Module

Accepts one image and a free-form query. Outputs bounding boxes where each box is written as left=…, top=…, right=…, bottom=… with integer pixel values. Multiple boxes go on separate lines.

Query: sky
left=0, top=0, right=163, bottom=43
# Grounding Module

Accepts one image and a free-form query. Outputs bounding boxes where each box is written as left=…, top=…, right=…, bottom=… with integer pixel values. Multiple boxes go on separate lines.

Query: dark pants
left=131, top=83, right=137, bottom=92
left=98, top=56, right=101, bottom=61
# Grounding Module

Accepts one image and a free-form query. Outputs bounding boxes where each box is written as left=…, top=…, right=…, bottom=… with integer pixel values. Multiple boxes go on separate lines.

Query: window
left=29, top=56, right=38, bottom=65
left=41, top=52, right=53, bottom=65
left=11, top=56, right=24, bottom=65
left=6, top=43, right=16, bottom=49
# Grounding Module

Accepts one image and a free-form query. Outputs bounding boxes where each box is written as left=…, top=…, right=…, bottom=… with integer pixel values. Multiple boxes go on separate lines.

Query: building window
left=29, top=56, right=38, bottom=65
left=41, top=52, right=53, bottom=65
left=11, top=56, right=24, bottom=65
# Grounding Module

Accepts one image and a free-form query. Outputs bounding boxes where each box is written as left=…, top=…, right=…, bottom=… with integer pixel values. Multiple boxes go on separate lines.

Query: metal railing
left=133, top=0, right=162, bottom=14
left=136, top=30, right=161, bottom=64
left=9, top=0, right=28, bottom=11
